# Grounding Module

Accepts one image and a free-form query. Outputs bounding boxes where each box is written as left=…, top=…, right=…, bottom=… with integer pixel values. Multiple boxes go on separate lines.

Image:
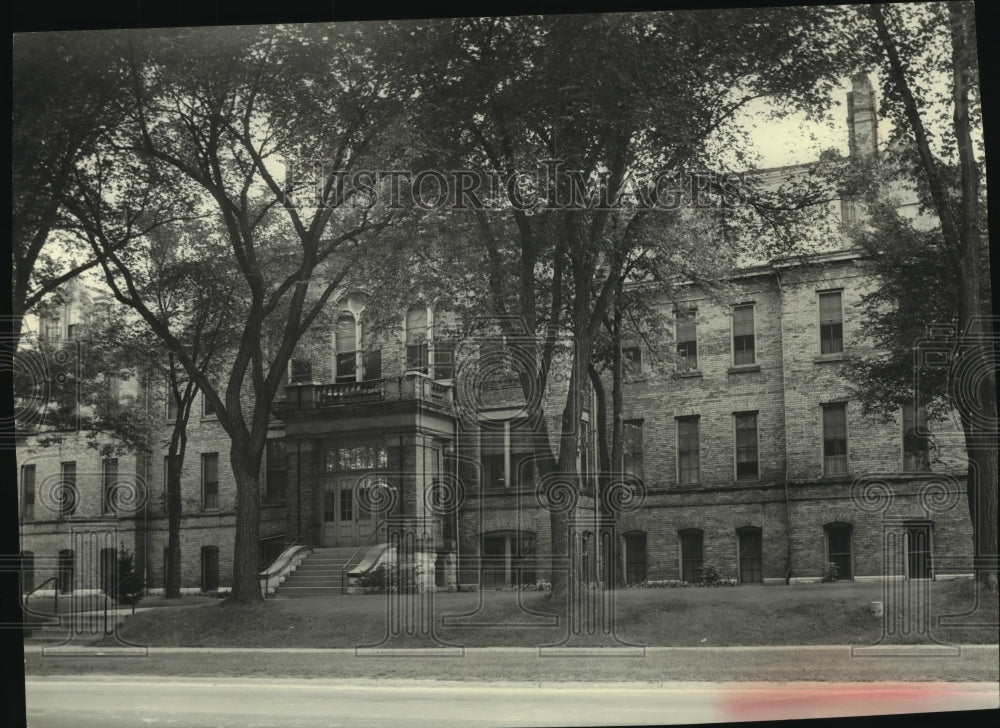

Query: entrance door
left=321, top=476, right=375, bottom=547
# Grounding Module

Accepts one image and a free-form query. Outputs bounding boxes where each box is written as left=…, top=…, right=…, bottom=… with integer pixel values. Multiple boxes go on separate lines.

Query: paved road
left=25, top=677, right=999, bottom=727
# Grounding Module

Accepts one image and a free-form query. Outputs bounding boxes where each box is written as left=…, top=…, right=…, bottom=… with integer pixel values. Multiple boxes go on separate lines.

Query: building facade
left=16, top=76, right=976, bottom=597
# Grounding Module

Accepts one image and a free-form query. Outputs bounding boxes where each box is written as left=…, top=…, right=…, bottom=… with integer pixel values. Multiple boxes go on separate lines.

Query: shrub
left=115, top=544, right=145, bottom=605
left=697, top=563, right=723, bottom=586
left=353, top=563, right=420, bottom=593
left=822, top=561, right=839, bottom=583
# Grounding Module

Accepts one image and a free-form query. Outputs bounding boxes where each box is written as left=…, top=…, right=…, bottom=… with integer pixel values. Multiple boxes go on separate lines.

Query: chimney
left=847, top=73, right=878, bottom=158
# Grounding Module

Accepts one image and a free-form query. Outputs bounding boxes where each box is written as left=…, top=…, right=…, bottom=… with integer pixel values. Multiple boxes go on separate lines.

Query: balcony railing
left=280, top=372, right=454, bottom=411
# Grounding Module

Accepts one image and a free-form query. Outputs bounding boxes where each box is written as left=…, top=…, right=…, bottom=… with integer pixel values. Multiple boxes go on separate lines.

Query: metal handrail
left=260, top=524, right=318, bottom=599
left=340, top=518, right=388, bottom=594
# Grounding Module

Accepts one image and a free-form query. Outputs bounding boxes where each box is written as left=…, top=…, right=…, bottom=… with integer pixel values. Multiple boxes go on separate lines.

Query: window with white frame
left=623, top=419, right=644, bottom=481
left=819, top=291, right=844, bottom=354
left=734, top=412, right=759, bottom=481
left=102, top=457, right=118, bottom=514
left=405, top=305, right=429, bottom=373
left=675, top=310, right=697, bottom=370
left=334, top=314, right=357, bottom=382
left=732, top=304, right=755, bottom=365
left=822, top=403, right=848, bottom=476
left=623, top=346, right=642, bottom=378
left=202, top=453, right=219, bottom=510
left=902, top=403, right=930, bottom=471
left=676, top=416, right=700, bottom=484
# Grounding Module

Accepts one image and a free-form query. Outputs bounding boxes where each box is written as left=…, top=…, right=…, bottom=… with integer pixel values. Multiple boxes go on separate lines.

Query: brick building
left=16, top=75, right=976, bottom=597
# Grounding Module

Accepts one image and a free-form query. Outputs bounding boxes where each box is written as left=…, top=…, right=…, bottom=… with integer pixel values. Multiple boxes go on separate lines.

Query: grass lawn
left=94, top=579, right=998, bottom=649
left=23, top=594, right=221, bottom=617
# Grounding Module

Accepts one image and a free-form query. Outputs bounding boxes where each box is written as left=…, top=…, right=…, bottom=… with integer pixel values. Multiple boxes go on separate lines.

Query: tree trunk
left=608, top=296, right=626, bottom=589
left=229, top=445, right=264, bottom=604
left=165, top=436, right=185, bottom=598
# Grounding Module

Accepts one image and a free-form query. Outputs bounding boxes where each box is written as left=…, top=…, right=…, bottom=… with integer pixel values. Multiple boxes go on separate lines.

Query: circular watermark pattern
left=356, top=475, right=399, bottom=514
left=106, top=477, right=149, bottom=515
left=850, top=476, right=894, bottom=513
left=601, top=476, right=646, bottom=515
left=535, top=473, right=579, bottom=514
left=423, top=473, right=467, bottom=516
left=918, top=477, right=961, bottom=514
left=36, top=474, right=80, bottom=517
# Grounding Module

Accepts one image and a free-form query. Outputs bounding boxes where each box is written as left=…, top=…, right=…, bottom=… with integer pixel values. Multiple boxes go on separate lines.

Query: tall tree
left=69, top=24, right=418, bottom=603
left=411, top=9, right=851, bottom=596
left=845, top=2, right=996, bottom=590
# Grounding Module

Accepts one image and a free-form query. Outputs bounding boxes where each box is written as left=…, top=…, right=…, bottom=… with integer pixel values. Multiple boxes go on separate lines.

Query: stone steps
left=276, top=547, right=367, bottom=597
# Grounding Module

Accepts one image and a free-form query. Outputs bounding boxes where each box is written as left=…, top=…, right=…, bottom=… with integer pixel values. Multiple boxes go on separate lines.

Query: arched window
left=201, top=546, right=220, bottom=592
left=824, top=522, right=853, bottom=581
left=58, top=549, right=74, bottom=594
left=624, top=531, right=647, bottom=584
left=679, top=529, right=704, bottom=582
left=334, top=314, right=357, bottom=382
left=405, top=305, right=429, bottom=373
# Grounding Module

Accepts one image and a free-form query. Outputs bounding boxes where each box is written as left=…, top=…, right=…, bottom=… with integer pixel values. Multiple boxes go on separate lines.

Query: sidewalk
left=24, top=644, right=1000, bottom=684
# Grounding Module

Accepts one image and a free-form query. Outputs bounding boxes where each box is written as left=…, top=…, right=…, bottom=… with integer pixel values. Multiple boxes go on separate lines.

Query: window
left=902, top=403, right=930, bottom=471
left=202, top=453, right=219, bottom=510
left=623, top=346, right=642, bottom=378
left=102, top=457, right=118, bottom=514
left=679, top=529, right=704, bottom=582
left=737, top=527, right=763, bottom=583
left=822, top=403, right=848, bottom=475
left=202, top=385, right=216, bottom=418
left=480, top=453, right=505, bottom=490
left=290, top=358, right=313, bottom=383
left=623, top=419, right=644, bottom=481
left=201, top=546, right=220, bottom=592
left=334, top=314, right=357, bottom=383
left=677, top=416, right=700, bottom=484
left=819, top=291, right=844, bottom=354
left=43, top=317, right=60, bottom=342
left=479, top=421, right=538, bottom=491
left=905, top=522, right=933, bottom=579
left=362, top=350, right=382, bottom=381
left=732, top=304, right=755, bottom=365
left=325, top=445, right=388, bottom=472
left=264, top=440, right=287, bottom=503
left=624, top=532, right=647, bottom=584
left=58, top=549, right=74, bottom=594
left=734, top=412, right=759, bottom=481
left=406, top=305, right=429, bottom=373
left=825, top=523, right=853, bottom=581
left=481, top=531, right=536, bottom=587
left=432, top=341, right=455, bottom=380
left=841, top=197, right=857, bottom=225
left=59, top=462, right=77, bottom=517
left=67, top=323, right=79, bottom=340
left=21, top=464, right=35, bottom=521
left=676, top=310, right=697, bottom=370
